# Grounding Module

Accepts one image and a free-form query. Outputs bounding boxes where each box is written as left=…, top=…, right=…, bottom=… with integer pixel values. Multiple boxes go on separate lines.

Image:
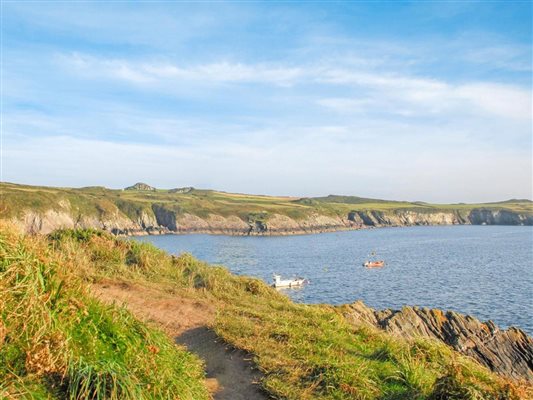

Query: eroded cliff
left=2, top=182, right=531, bottom=235
left=9, top=203, right=533, bottom=236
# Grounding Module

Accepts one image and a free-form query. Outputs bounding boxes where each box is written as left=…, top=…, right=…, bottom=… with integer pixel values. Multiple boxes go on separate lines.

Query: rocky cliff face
left=7, top=200, right=532, bottom=236
left=343, top=301, right=533, bottom=382
left=19, top=209, right=139, bottom=235
left=348, top=210, right=466, bottom=226
left=468, top=209, right=533, bottom=225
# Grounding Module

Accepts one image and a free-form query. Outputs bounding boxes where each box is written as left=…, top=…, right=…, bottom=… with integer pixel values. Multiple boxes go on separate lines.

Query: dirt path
left=91, top=281, right=269, bottom=400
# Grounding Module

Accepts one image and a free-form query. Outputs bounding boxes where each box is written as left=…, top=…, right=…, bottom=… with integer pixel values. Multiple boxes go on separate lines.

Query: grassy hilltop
left=1, top=226, right=529, bottom=399
left=1, top=182, right=532, bottom=235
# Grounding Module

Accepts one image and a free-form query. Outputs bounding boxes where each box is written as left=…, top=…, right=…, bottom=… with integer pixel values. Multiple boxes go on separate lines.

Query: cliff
left=11, top=205, right=533, bottom=236
left=2, top=182, right=532, bottom=235
left=343, top=301, right=533, bottom=382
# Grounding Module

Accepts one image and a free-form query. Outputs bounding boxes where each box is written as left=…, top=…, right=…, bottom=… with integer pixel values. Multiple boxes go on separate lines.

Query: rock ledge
left=343, top=301, right=533, bottom=382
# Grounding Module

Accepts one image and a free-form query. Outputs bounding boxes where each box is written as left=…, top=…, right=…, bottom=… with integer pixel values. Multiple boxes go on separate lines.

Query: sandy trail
left=92, top=281, right=269, bottom=400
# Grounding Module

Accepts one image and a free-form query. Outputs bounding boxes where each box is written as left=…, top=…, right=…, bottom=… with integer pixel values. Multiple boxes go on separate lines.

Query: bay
left=134, top=225, right=533, bottom=334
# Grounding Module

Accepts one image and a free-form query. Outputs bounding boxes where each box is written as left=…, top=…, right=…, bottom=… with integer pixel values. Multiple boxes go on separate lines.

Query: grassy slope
left=1, top=182, right=532, bottom=223
left=6, top=227, right=526, bottom=400
left=0, top=227, right=208, bottom=399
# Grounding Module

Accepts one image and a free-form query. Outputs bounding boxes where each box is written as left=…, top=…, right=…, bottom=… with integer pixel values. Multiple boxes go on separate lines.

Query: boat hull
left=363, top=261, right=385, bottom=268
left=272, top=278, right=307, bottom=288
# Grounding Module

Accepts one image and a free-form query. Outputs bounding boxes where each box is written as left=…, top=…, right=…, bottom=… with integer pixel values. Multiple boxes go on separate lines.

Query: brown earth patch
left=91, top=281, right=269, bottom=400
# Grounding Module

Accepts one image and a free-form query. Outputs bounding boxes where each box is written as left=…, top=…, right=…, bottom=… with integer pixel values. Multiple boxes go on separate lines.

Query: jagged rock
left=168, top=187, right=194, bottom=194
left=151, top=204, right=178, bottom=231
left=343, top=301, right=533, bottom=382
left=124, top=182, right=156, bottom=191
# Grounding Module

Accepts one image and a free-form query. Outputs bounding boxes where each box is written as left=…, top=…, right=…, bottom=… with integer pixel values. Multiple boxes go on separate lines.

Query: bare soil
left=92, top=281, right=269, bottom=400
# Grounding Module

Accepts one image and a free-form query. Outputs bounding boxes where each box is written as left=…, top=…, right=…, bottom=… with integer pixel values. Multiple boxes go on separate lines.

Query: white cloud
left=317, top=74, right=531, bottom=121
left=60, top=53, right=532, bottom=122
left=455, top=83, right=532, bottom=120
left=62, top=54, right=304, bottom=86
left=5, top=4, right=532, bottom=203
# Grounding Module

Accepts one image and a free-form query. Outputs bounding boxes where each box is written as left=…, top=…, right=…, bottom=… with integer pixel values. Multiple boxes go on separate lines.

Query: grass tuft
left=0, top=227, right=208, bottom=399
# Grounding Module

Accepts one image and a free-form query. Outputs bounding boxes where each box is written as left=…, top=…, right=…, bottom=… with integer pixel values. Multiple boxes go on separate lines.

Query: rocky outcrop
left=168, top=187, right=194, bottom=194
left=17, top=209, right=141, bottom=235
left=348, top=210, right=466, bottom=226
left=467, top=209, right=533, bottom=225
left=151, top=204, right=178, bottom=231
left=124, top=182, right=156, bottom=191
left=343, top=301, right=533, bottom=382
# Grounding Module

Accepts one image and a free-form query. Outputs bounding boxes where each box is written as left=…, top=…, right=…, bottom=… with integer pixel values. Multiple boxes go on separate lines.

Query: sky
left=1, top=1, right=532, bottom=203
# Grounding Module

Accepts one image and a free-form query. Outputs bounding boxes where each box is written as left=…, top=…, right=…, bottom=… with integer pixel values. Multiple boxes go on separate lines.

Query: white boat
left=272, top=274, right=307, bottom=288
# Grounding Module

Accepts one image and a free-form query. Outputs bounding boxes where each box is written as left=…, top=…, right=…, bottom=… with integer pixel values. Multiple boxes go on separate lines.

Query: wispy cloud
left=463, top=45, right=532, bottom=72
left=62, top=54, right=305, bottom=86
left=60, top=53, right=531, bottom=122
left=3, top=2, right=532, bottom=201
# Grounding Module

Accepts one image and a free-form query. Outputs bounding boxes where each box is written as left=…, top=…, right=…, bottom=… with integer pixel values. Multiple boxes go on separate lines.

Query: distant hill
left=301, top=194, right=402, bottom=205
left=1, top=182, right=532, bottom=236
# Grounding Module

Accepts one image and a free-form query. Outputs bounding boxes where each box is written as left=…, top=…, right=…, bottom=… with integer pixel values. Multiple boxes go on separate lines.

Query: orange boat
left=363, top=260, right=385, bottom=268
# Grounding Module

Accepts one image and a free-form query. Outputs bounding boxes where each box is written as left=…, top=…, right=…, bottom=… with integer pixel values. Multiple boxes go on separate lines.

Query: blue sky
left=2, top=1, right=532, bottom=202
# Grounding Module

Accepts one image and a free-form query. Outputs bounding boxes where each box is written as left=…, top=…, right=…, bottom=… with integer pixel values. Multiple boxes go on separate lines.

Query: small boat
left=363, top=260, right=385, bottom=268
left=272, top=274, right=307, bottom=288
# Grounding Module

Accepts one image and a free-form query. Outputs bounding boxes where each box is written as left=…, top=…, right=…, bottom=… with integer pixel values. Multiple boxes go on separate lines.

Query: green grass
left=211, top=287, right=522, bottom=400
left=0, top=227, right=208, bottom=399
left=1, top=182, right=531, bottom=226
left=23, top=228, right=527, bottom=400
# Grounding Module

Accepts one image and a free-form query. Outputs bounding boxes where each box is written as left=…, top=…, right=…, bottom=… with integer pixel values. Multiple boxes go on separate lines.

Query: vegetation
left=0, top=226, right=208, bottom=399
left=2, top=226, right=527, bottom=399
left=1, top=181, right=531, bottom=224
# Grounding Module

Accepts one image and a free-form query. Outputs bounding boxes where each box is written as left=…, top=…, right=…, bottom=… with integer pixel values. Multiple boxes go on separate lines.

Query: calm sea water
left=134, top=226, right=533, bottom=335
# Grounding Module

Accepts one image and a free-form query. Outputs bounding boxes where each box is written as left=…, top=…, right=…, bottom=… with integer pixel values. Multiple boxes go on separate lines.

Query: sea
left=134, top=225, right=533, bottom=335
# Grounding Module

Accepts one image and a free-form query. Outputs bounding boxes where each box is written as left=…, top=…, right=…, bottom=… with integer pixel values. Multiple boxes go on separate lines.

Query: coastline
left=133, top=224, right=533, bottom=338
left=112, top=221, right=530, bottom=238
left=2, top=182, right=532, bottom=237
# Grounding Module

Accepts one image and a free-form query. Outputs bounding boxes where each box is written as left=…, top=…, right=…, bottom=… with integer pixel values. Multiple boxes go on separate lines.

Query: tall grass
left=0, top=227, right=208, bottom=399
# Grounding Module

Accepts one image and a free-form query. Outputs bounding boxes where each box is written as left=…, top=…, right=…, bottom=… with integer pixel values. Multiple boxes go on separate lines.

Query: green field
left=1, top=182, right=531, bottom=224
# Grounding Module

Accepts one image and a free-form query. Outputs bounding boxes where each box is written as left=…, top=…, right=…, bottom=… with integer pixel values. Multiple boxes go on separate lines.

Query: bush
left=48, top=228, right=107, bottom=243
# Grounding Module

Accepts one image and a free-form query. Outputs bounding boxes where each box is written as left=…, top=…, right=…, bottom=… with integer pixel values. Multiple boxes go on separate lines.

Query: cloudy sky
left=2, top=1, right=531, bottom=202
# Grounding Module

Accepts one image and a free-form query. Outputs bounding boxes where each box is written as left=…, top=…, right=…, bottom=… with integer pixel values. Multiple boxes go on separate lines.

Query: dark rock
left=151, top=204, right=178, bottom=231
left=343, top=301, right=533, bottom=382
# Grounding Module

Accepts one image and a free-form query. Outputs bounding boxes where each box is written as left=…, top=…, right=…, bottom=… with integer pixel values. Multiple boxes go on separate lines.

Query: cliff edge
left=343, top=301, right=533, bottom=382
left=2, top=182, right=532, bottom=236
